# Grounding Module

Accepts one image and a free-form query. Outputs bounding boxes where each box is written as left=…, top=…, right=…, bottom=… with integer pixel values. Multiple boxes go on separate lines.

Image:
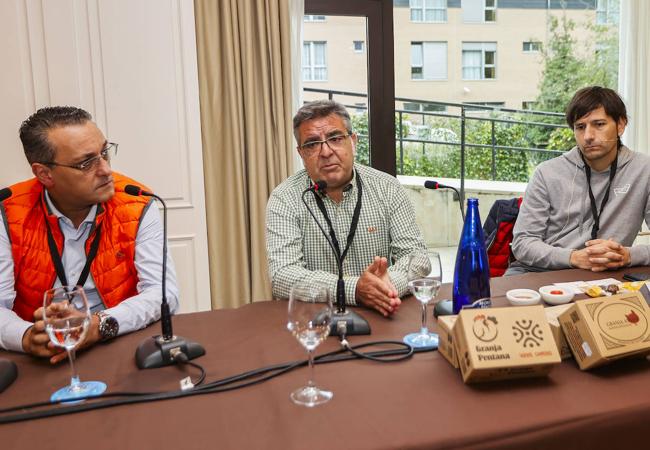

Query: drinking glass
left=403, top=250, right=443, bottom=349
left=43, top=286, right=107, bottom=402
left=287, top=282, right=333, bottom=407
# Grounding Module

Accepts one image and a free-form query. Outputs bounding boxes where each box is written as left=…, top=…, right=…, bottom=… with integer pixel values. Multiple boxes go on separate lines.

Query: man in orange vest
left=0, top=106, right=179, bottom=363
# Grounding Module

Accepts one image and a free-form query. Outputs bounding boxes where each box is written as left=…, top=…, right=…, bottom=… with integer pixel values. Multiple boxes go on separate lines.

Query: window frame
left=305, top=0, right=396, bottom=175
left=484, top=0, right=496, bottom=23
left=302, top=41, right=328, bottom=82
left=522, top=41, right=541, bottom=53
left=304, top=15, right=326, bottom=22
left=409, top=0, right=448, bottom=24
left=410, top=41, right=447, bottom=81
left=462, top=42, right=497, bottom=81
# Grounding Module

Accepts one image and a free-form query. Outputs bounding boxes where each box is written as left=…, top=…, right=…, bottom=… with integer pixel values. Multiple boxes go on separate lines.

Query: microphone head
left=0, top=187, right=12, bottom=202
left=313, top=180, right=327, bottom=192
left=124, top=184, right=142, bottom=196
left=424, top=180, right=439, bottom=190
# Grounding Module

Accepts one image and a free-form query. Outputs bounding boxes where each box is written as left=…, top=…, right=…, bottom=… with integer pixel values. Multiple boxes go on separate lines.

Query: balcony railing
left=303, top=87, right=570, bottom=201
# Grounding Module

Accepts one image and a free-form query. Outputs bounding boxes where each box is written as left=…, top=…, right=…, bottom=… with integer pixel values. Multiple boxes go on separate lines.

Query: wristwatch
left=96, top=311, right=119, bottom=341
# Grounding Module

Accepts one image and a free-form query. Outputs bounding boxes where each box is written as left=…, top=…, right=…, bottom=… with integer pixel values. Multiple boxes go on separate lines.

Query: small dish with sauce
left=538, top=285, right=575, bottom=305
left=506, top=289, right=542, bottom=306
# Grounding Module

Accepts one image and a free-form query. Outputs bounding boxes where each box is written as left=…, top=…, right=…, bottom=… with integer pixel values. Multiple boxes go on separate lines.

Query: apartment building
left=303, top=0, right=619, bottom=111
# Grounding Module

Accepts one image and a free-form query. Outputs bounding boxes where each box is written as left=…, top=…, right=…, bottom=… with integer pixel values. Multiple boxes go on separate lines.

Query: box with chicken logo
left=453, top=305, right=561, bottom=383
left=545, top=304, right=574, bottom=360
left=437, top=315, right=459, bottom=368
left=558, top=292, right=650, bottom=370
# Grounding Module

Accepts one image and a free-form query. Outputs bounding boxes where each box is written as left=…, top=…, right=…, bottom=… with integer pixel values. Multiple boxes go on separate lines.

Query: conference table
left=2, top=267, right=650, bottom=449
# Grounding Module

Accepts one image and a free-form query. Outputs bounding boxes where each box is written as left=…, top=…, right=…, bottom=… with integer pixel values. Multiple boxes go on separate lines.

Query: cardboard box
left=544, top=304, right=573, bottom=360
left=453, top=305, right=561, bottom=383
left=559, top=292, right=650, bottom=370
left=437, top=315, right=458, bottom=368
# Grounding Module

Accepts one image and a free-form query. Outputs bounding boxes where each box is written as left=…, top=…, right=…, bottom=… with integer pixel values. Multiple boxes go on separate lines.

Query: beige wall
left=0, top=0, right=211, bottom=314
left=304, top=6, right=596, bottom=109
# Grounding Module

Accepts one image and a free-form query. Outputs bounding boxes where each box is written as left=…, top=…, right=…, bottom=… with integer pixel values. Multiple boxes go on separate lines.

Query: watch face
left=100, top=315, right=119, bottom=340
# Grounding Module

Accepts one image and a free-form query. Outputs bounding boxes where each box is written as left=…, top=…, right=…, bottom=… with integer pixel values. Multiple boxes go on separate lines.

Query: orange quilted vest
left=2, top=173, right=152, bottom=321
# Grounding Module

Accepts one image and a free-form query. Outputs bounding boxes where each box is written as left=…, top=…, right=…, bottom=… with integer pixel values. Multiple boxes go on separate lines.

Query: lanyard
left=42, top=198, right=102, bottom=288
left=311, top=170, right=363, bottom=266
left=581, top=150, right=618, bottom=240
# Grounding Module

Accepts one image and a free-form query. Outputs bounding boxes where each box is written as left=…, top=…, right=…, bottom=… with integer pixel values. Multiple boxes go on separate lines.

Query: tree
left=532, top=13, right=619, bottom=149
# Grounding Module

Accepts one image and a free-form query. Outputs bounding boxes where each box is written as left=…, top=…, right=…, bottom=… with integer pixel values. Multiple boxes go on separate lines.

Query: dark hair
left=292, top=100, right=352, bottom=144
left=19, top=106, right=92, bottom=164
left=565, top=86, right=627, bottom=129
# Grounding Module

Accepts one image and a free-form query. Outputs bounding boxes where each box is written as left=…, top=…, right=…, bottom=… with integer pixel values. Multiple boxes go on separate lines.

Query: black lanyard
left=42, top=198, right=102, bottom=288
left=311, top=171, right=363, bottom=265
left=581, top=151, right=618, bottom=240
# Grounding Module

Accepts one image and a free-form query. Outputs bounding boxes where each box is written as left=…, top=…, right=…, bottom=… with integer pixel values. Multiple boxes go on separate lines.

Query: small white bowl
left=506, top=289, right=541, bottom=306
left=539, top=285, right=575, bottom=305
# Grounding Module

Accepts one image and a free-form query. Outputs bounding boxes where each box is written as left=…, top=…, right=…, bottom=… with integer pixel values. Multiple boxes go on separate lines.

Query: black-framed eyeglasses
left=299, top=133, right=351, bottom=156
left=43, top=142, right=118, bottom=173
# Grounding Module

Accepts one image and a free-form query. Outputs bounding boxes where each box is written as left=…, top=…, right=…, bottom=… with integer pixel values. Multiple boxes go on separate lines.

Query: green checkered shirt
left=266, top=163, right=426, bottom=304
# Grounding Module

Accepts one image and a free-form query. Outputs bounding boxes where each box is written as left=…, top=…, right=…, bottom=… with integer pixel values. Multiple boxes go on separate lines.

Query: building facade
left=303, top=0, right=619, bottom=111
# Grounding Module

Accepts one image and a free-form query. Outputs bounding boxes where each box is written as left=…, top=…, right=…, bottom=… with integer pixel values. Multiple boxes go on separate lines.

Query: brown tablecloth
left=2, top=268, right=650, bottom=449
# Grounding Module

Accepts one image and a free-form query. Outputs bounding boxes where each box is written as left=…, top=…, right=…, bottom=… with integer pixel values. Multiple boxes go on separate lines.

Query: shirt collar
left=44, top=190, right=97, bottom=227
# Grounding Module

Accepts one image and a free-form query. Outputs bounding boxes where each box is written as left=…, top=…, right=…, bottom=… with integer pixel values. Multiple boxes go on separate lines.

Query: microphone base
left=329, top=309, right=371, bottom=336
left=135, top=335, right=206, bottom=369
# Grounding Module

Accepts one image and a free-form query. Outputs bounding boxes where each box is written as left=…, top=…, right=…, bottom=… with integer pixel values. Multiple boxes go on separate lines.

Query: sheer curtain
left=619, top=0, right=649, bottom=154
left=462, top=50, right=481, bottom=80
left=194, top=0, right=295, bottom=308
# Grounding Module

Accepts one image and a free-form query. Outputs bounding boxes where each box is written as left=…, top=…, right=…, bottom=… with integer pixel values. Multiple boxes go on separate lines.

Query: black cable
left=339, top=340, right=414, bottom=362
left=172, top=351, right=206, bottom=386
left=0, top=340, right=433, bottom=424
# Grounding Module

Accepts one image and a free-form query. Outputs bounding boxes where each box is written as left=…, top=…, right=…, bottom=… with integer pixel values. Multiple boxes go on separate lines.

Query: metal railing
left=304, top=87, right=570, bottom=201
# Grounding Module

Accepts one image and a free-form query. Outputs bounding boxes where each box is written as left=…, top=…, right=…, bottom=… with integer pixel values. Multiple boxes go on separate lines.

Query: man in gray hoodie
left=508, top=86, right=650, bottom=274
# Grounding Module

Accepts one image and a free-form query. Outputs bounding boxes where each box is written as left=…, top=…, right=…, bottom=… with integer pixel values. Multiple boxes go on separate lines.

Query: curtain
left=194, top=0, right=294, bottom=308
left=619, top=0, right=650, bottom=154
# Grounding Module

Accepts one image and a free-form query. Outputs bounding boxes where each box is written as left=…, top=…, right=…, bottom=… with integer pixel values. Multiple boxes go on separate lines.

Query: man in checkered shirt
left=266, top=100, right=425, bottom=317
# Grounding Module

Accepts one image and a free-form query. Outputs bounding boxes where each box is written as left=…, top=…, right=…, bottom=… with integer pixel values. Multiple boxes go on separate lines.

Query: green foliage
left=531, top=14, right=619, bottom=146
left=351, top=112, right=369, bottom=165
left=395, top=112, right=532, bottom=182
left=352, top=11, right=619, bottom=183
left=547, top=127, right=575, bottom=151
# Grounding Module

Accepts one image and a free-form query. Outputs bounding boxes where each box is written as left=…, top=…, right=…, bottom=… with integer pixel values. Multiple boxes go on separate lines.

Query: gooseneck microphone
left=301, top=180, right=371, bottom=336
left=125, top=185, right=205, bottom=369
left=424, top=180, right=465, bottom=221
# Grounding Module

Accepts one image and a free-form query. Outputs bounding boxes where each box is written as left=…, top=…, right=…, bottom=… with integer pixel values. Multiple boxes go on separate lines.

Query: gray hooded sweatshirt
left=510, top=145, right=650, bottom=272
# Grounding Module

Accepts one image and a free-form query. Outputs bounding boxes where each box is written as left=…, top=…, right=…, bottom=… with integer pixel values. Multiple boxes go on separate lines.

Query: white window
left=303, top=42, right=327, bottom=81
left=462, top=42, right=496, bottom=80
left=596, top=0, right=619, bottom=25
left=523, top=41, right=541, bottom=53
left=484, top=0, right=496, bottom=22
left=462, top=0, right=497, bottom=23
left=411, top=42, right=447, bottom=80
left=410, top=0, right=447, bottom=23
left=304, top=15, right=326, bottom=22
left=353, top=41, right=365, bottom=53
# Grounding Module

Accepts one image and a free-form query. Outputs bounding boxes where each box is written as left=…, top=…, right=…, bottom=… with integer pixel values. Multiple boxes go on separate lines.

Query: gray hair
left=19, top=106, right=92, bottom=164
left=292, top=100, right=352, bottom=144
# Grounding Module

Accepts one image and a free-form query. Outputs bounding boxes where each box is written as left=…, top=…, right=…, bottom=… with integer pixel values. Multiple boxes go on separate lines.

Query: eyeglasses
left=299, top=133, right=351, bottom=156
left=44, top=143, right=118, bottom=173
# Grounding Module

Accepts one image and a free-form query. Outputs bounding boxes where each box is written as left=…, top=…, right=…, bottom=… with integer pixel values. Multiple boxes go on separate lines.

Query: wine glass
left=403, top=249, right=443, bottom=349
left=287, top=282, right=333, bottom=407
left=43, top=286, right=107, bottom=402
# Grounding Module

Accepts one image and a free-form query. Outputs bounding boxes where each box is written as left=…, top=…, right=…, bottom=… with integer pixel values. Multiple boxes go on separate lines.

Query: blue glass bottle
left=452, top=198, right=491, bottom=313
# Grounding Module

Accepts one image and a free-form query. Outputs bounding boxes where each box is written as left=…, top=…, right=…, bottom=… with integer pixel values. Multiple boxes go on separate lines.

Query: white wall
left=0, top=0, right=211, bottom=313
